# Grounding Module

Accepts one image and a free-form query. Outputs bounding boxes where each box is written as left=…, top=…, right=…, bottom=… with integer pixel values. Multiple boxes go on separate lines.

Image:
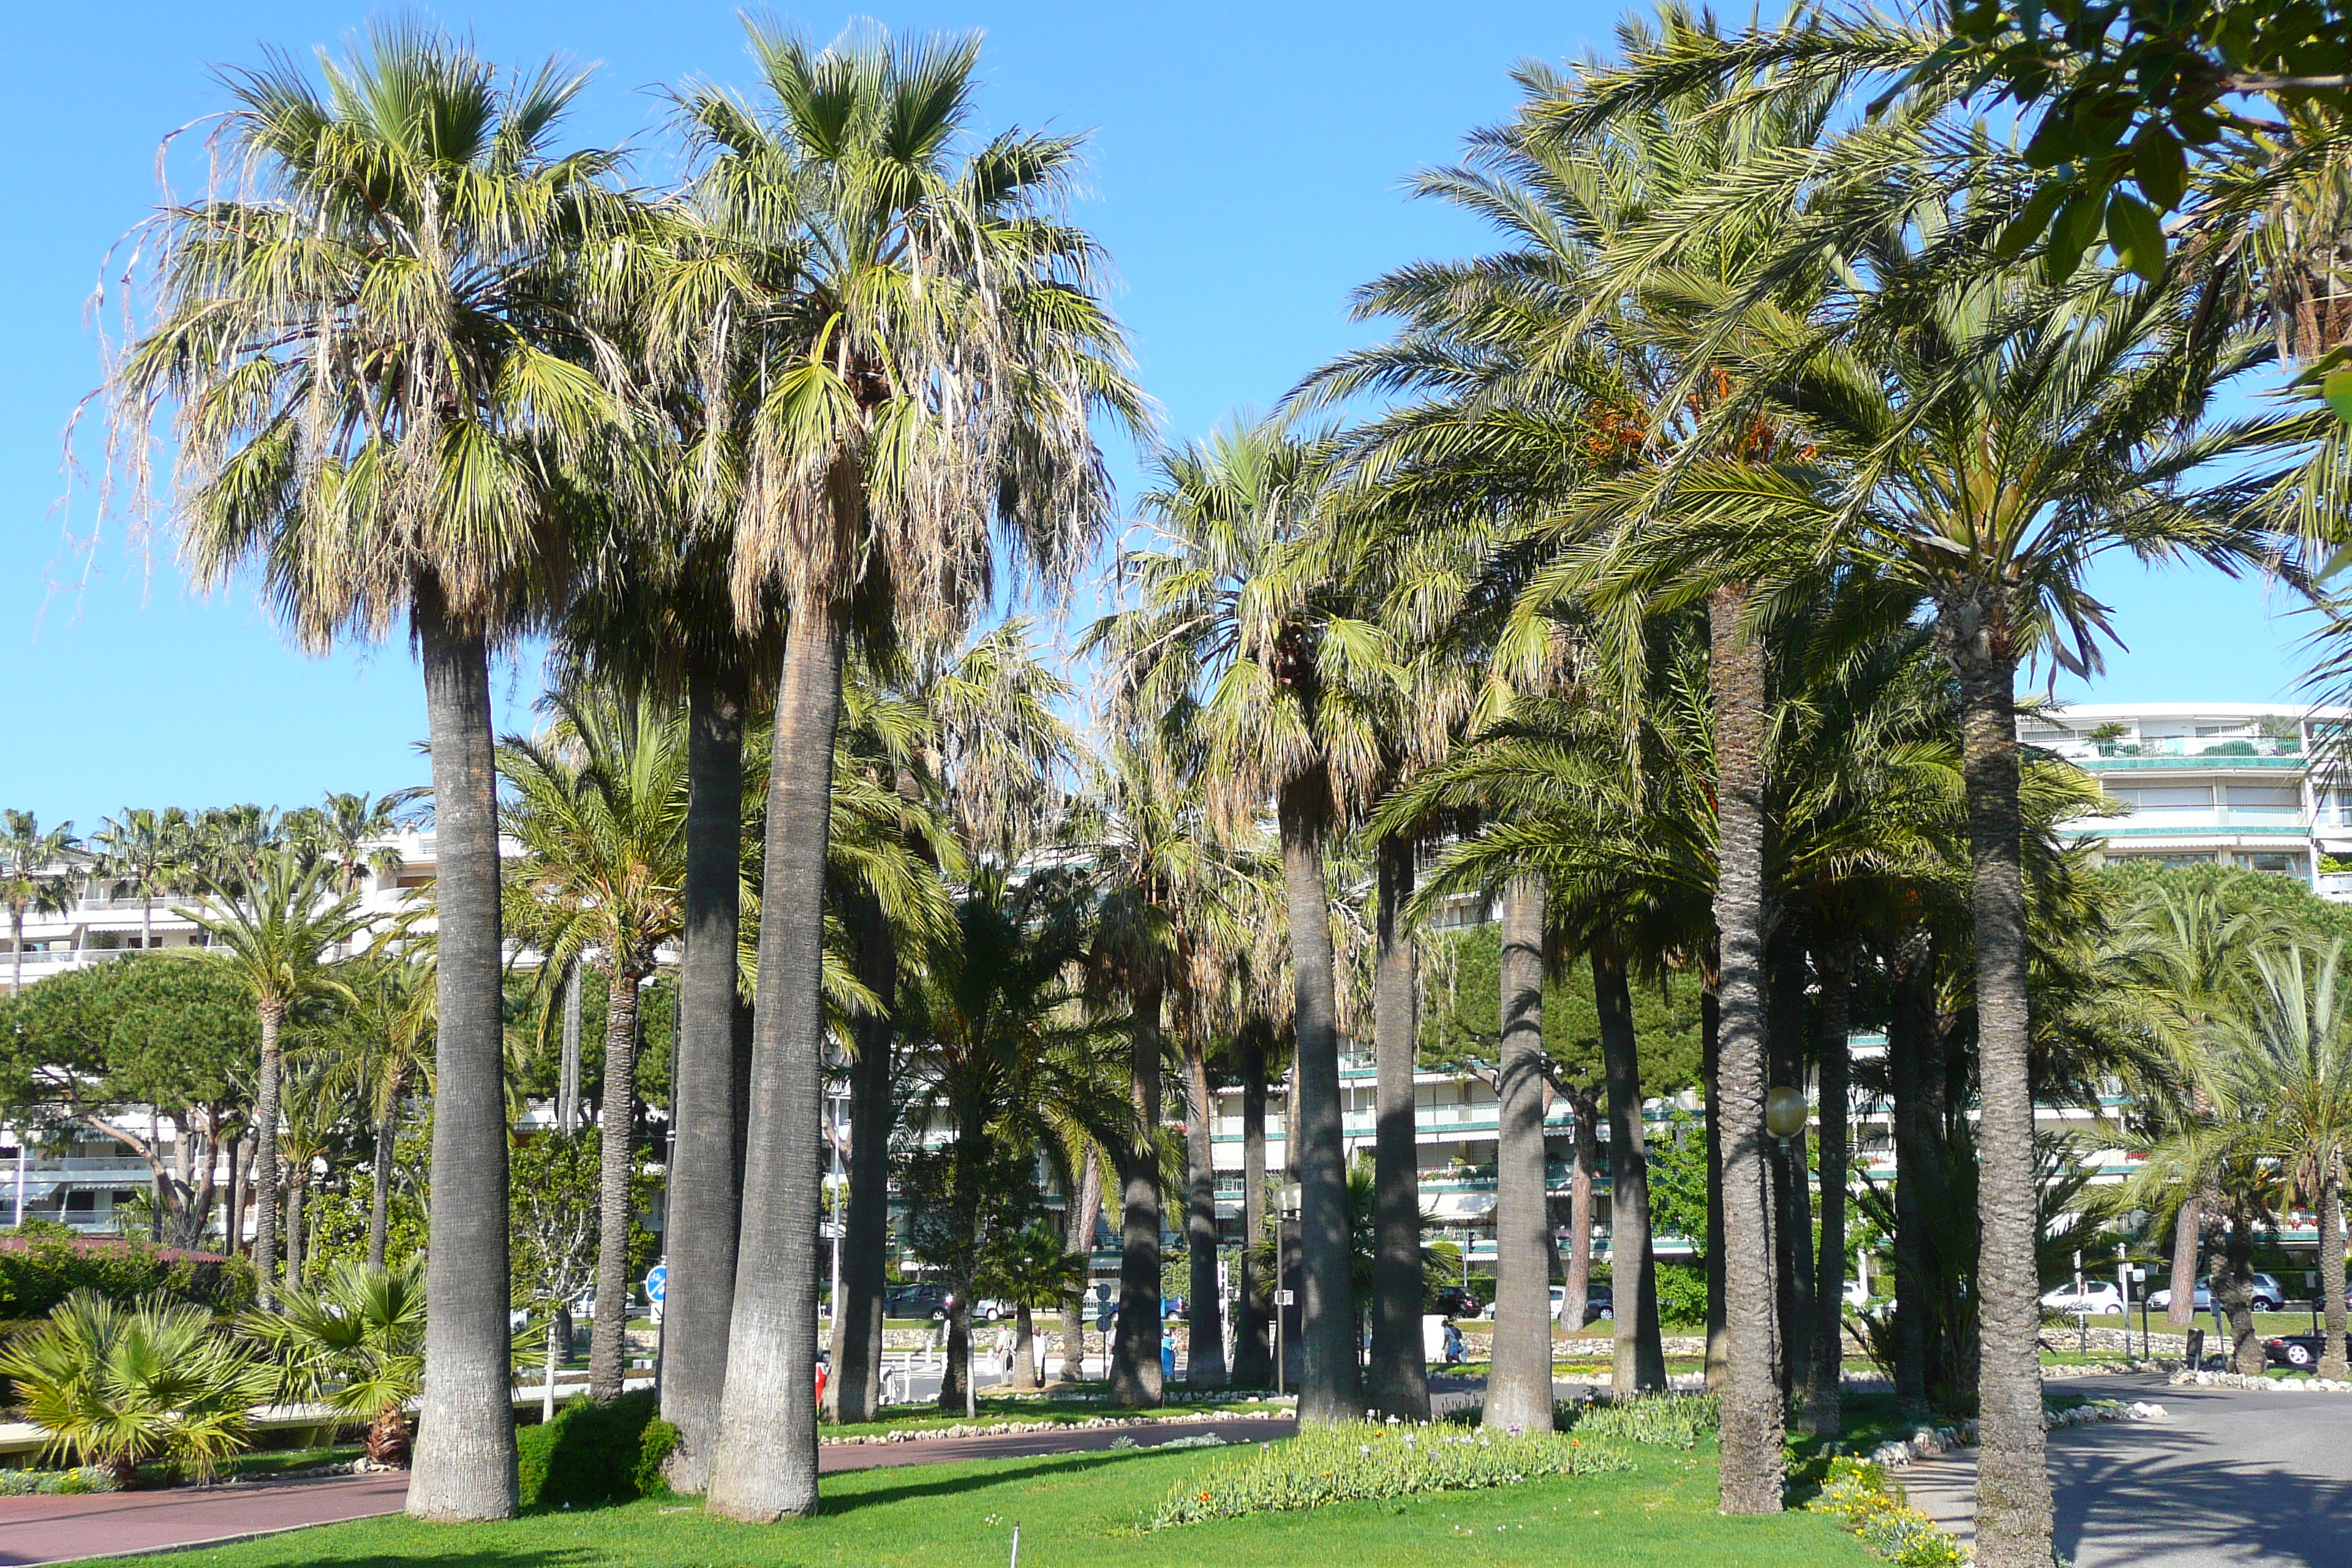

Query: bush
left=1148, top=1421, right=1632, bottom=1527
left=1809, top=1458, right=1967, bottom=1567
left=1560, top=1392, right=1719, bottom=1450
left=518, top=1390, right=674, bottom=1510
left=1651, top=1262, right=1708, bottom=1327
left=0, top=1237, right=255, bottom=1320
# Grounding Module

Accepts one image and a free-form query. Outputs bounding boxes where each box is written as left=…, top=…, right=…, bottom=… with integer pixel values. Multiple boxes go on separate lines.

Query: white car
left=2040, top=1281, right=2126, bottom=1316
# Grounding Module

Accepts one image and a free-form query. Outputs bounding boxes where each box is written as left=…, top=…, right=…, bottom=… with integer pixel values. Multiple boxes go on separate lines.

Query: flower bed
left=1147, top=1421, right=1632, bottom=1528
left=0, top=1466, right=120, bottom=1496
left=1558, top=1392, right=1718, bottom=1450
left=1808, top=1457, right=1967, bottom=1567
left=826, top=1406, right=1293, bottom=1445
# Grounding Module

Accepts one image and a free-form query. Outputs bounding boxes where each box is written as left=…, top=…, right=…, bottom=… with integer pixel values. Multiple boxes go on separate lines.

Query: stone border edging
left=822, top=1405, right=1296, bottom=1447
left=2169, top=1368, right=2352, bottom=1392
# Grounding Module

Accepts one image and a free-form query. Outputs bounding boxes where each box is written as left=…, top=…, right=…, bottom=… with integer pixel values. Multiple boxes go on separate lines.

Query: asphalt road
left=1900, top=1373, right=2352, bottom=1568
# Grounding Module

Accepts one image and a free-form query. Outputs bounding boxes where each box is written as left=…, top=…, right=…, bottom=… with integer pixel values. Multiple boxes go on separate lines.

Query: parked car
left=1431, top=1285, right=1480, bottom=1319
left=2040, top=1281, right=2127, bottom=1316
left=1541, top=1284, right=1613, bottom=1323
left=2264, top=1333, right=2352, bottom=1371
left=2148, top=1274, right=2285, bottom=1313
left=883, top=1284, right=949, bottom=1321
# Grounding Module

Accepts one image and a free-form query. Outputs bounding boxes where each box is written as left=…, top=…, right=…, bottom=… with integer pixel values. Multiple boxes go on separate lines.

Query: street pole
left=829, top=1088, right=843, bottom=1337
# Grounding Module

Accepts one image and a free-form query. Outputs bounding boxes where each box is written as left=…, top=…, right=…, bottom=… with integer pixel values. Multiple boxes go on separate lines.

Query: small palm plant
left=242, top=1258, right=427, bottom=1466
left=979, top=1225, right=1090, bottom=1390
left=0, top=1291, right=275, bottom=1484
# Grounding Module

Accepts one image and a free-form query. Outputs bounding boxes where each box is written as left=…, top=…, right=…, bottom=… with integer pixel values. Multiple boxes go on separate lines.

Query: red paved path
left=0, top=1417, right=1297, bottom=1565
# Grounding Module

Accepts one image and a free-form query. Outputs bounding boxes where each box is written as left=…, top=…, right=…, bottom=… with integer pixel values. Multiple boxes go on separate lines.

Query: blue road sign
left=645, top=1264, right=667, bottom=1304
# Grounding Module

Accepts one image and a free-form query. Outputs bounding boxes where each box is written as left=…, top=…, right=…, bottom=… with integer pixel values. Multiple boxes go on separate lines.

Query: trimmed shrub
left=518, top=1390, right=674, bottom=1510
left=1651, top=1262, right=1708, bottom=1327
left=1149, top=1421, right=1632, bottom=1527
left=0, top=1237, right=255, bottom=1319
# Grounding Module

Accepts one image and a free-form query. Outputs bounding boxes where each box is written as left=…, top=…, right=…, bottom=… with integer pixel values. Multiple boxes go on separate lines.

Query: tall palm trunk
left=1368, top=834, right=1430, bottom=1420
left=1060, top=1146, right=1103, bottom=1382
left=1952, top=641, right=2052, bottom=1567
left=284, top=1175, right=304, bottom=1292
left=707, top=604, right=849, bottom=1523
left=1768, top=933, right=1814, bottom=1399
left=1805, top=944, right=1852, bottom=1438
left=1110, top=970, right=1166, bottom=1406
left=1888, top=921, right=1937, bottom=1417
left=589, top=962, right=644, bottom=1401
left=2167, top=1194, right=2204, bottom=1330
left=662, top=668, right=747, bottom=1488
left=2218, top=1213, right=2263, bottom=1373
left=1283, top=770, right=1359, bottom=1424
left=406, top=586, right=519, bottom=1522
left=1709, top=584, right=1782, bottom=1514
left=558, top=967, right=584, bottom=1133
left=2319, top=1168, right=2347, bottom=1382
left=252, top=998, right=287, bottom=1311
left=1702, top=975, right=1727, bottom=1391
left=368, top=1064, right=406, bottom=1270
left=1594, top=944, right=1665, bottom=1392
left=1565, top=1085, right=1597, bottom=1334
left=1230, top=1022, right=1274, bottom=1387
left=1014, top=1301, right=1039, bottom=1390
left=1183, top=1036, right=1228, bottom=1389
left=831, top=899, right=895, bottom=1420
left=1488, top=874, right=1553, bottom=1432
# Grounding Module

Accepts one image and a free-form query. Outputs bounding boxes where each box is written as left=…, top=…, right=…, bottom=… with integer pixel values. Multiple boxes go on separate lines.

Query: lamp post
left=1765, top=1085, right=1809, bottom=1144
left=1278, top=1182, right=1302, bottom=1398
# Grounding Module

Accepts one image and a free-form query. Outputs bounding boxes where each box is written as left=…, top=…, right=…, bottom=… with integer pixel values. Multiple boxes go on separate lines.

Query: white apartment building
left=2025, top=702, right=2352, bottom=895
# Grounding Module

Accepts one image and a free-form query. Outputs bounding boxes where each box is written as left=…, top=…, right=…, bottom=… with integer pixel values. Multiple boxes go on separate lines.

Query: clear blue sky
left=0, top=1, right=2317, bottom=830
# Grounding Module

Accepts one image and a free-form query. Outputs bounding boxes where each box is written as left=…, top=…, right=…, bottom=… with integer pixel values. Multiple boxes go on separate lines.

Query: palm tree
left=980, top=1225, right=1090, bottom=1391
left=244, top=1258, right=428, bottom=1466
left=663, top=23, right=1140, bottom=1518
left=2198, top=941, right=2352, bottom=1381
left=181, top=847, right=369, bottom=1310
left=90, top=809, right=192, bottom=951
left=1087, top=420, right=1390, bottom=1425
left=330, top=955, right=436, bottom=1269
left=116, top=26, right=629, bottom=1520
left=1, top=812, right=80, bottom=997
left=283, top=792, right=421, bottom=894
left=500, top=690, right=690, bottom=1402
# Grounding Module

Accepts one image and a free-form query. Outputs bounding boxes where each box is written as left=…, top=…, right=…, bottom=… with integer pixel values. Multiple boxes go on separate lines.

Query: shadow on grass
left=818, top=1450, right=1153, bottom=1516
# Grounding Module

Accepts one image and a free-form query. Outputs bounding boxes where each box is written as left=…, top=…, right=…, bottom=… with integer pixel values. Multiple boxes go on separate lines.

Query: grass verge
left=69, top=1438, right=1877, bottom=1568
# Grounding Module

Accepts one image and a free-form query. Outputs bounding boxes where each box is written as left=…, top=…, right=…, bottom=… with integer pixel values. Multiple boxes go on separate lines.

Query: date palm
left=667, top=22, right=1141, bottom=1520
left=114, top=26, right=628, bottom=1520
left=1087, top=419, right=1393, bottom=1424
left=499, top=689, right=690, bottom=1402
left=181, top=846, right=369, bottom=1311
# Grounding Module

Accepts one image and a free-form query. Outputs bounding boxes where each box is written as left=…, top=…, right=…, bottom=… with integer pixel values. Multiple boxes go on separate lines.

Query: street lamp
left=1765, top=1086, right=1809, bottom=1142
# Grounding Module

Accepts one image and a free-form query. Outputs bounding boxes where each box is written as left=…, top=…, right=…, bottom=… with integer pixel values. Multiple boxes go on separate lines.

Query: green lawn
left=79, top=1441, right=1877, bottom=1568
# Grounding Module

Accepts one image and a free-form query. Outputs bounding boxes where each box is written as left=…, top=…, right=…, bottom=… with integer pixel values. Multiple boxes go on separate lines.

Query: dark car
left=883, top=1284, right=949, bottom=1321
left=1581, top=1284, right=1615, bottom=1324
left=1431, top=1286, right=1480, bottom=1319
left=2264, top=1333, right=2351, bottom=1371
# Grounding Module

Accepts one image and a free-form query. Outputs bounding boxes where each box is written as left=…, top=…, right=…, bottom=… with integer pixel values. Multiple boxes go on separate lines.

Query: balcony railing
left=2044, top=734, right=2304, bottom=763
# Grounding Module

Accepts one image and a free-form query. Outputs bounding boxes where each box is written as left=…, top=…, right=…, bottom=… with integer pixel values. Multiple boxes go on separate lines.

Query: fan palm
left=113, top=25, right=630, bottom=1520
left=660, top=21, right=1141, bottom=1518
left=245, top=1257, right=428, bottom=1466
left=1, top=811, right=80, bottom=998
left=0, top=1291, right=276, bottom=1484
left=90, top=808, right=194, bottom=951
left=180, top=846, right=369, bottom=1309
left=500, top=689, right=690, bottom=1401
left=979, top=1224, right=1089, bottom=1391
left=1086, top=418, right=1392, bottom=1425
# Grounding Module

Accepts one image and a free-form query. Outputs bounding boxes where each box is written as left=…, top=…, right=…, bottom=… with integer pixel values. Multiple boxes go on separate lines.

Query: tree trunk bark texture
left=2167, top=1193, right=2204, bottom=1331
left=1110, top=970, right=1166, bottom=1408
left=1231, top=1023, right=1274, bottom=1388
left=589, top=964, right=644, bottom=1402
left=706, top=604, right=848, bottom=1523
left=1060, top=1146, right=1103, bottom=1383
left=1709, top=585, right=1784, bottom=1514
left=1283, top=771, right=1360, bottom=1425
left=1368, top=834, right=1430, bottom=1420
left=1184, top=1037, right=1228, bottom=1390
left=1488, top=874, right=1554, bottom=1433
left=405, top=587, right=519, bottom=1523
left=253, top=999, right=286, bottom=1311
left=829, top=897, right=896, bottom=1422
left=1953, top=642, right=2053, bottom=1567
left=660, top=667, right=747, bottom=1490
left=2320, top=1172, right=2348, bottom=1382
left=1595, top=946, right=1665, bottom=1393
left=368, top=1068, right=403, bottom=1271
left=1703, top=980, right=1727, bottom=1392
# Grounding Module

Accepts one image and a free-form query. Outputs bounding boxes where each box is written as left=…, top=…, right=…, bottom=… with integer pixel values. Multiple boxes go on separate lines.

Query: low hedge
left=517, top=1390, right=679, bottom=1510
left=0, top=1236, right=256, bottom=1319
